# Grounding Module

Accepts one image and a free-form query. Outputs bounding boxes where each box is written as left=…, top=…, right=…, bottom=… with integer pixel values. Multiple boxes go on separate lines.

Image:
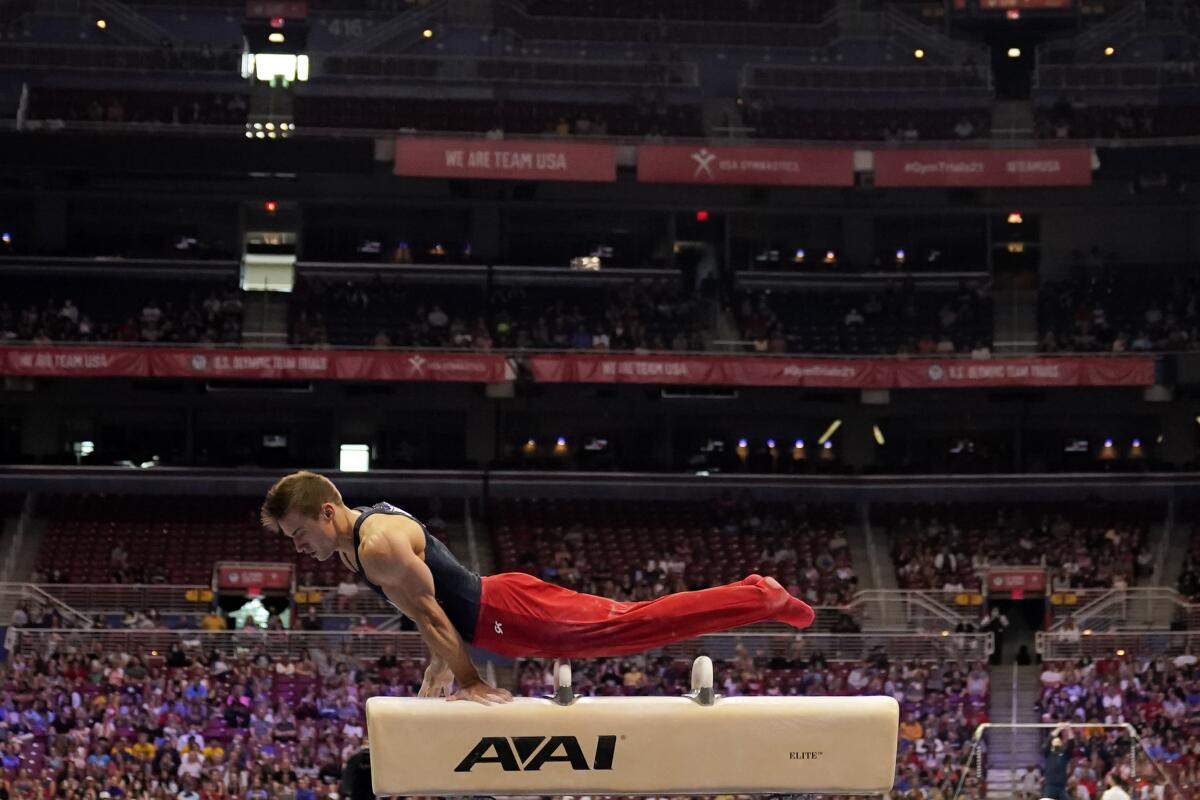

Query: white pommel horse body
left=365, top=657, right=900, bottom=797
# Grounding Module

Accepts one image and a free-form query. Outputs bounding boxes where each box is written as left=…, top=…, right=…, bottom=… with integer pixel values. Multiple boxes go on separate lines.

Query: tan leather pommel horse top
left=365, top=657, right=900, bottom=797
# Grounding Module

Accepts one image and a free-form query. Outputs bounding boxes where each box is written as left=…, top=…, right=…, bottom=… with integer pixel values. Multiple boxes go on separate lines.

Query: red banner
left=245, top=0, right=307, bottom=18
left=529, top=354, right=1154, bottom=388
left=987, top=568, right=1047, bottom=595
left=0, top=347, right=1152, bottom=388
left=528, top=354, right=889, bottom=387
left=873, top=148, right=1092, bottom=187
left=954, top=0, right=1072, bottom=9
left=215, top=562, right=294, bottom=591
left=891, top=356, right=1153, bottom=388
left=0, top=347, right=149, bottom=377
left=0, top=347, right=508, bottom=383
left=394, top=138, right=617, bottom=183
left=637, top=144, right=855, bottom=186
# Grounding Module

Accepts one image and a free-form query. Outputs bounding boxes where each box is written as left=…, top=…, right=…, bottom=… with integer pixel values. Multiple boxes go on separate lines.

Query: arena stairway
left=992, top=289, right=1039, bottom=353
left=991, top=101, right=1036, bottom=141
left=242, top=290, right=290, bottom=346
left=985, top=664, right=1043, bottom=799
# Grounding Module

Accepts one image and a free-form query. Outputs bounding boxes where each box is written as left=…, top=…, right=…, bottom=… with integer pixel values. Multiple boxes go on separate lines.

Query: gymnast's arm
left=358, top=520, right=512, bottom=705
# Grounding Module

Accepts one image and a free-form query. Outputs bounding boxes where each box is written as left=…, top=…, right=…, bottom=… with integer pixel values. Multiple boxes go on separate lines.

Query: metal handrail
left=14, top=116, right=1200, bottom=150
left=1036, top=629, right=1200, bottom=659
left=0, top=337, right=1170, bottom=360
left=1048, top=587, right=1187, bottom=631
left=8, top=627, right=993, bottom=661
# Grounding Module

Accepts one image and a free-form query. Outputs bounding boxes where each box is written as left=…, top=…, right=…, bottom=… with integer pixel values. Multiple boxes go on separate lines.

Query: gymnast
left=260, top=471, right=816, bottom=705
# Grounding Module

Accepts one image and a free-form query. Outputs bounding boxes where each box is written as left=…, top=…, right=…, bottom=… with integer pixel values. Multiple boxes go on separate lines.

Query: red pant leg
left=471, top=573, right=814, bottom=658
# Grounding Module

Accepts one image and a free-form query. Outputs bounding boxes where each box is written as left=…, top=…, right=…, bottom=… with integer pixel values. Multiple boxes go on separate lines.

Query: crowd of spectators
left=882, top=502, right=1153, bottom=592
left=0, top=292, right=244, bottom=345
left=735, top=281, right=993, bottom=356
left=493, top=493, right=859, bottom=607
left=491, top=282, right=706, bottom=352
left=1039, top=270, right=1200, bottom=354
left=1037, top=656, right=1200, bottom=797
left=514, top=652, right=990, bottom=800
left=28, top=91, right=247, bottom=128
left=1177, top=525, right=1200, bottom=600
left=0, top=644, right=422, bottom=800
left=289, top=276, right=707, bottom=352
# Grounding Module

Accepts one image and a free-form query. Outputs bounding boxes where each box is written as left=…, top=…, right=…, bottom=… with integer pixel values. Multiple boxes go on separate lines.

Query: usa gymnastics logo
left=191, top=354, right=209, bottom=372
left=926, top=364, right=945, bottom=382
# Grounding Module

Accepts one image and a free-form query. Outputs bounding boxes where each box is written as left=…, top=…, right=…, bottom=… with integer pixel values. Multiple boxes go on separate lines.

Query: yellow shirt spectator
left=131, top=741, right=157, bottom=762
left=200, top=612, right=228, bottom=631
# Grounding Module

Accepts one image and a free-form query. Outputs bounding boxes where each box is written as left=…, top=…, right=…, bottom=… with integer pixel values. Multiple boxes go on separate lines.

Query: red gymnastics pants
left=470, top=572, right=815, bottom=658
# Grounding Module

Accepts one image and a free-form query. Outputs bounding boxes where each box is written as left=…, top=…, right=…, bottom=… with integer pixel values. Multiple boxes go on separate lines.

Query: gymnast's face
left=277, top=503, right=338, bottom=562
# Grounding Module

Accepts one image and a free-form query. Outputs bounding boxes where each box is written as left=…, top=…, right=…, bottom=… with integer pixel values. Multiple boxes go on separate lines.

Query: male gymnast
left=261, top=471, right=815, bottom=705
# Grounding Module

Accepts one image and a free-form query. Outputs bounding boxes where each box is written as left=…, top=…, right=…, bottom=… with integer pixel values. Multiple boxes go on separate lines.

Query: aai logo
left=454, top=735, right=617, bottom=772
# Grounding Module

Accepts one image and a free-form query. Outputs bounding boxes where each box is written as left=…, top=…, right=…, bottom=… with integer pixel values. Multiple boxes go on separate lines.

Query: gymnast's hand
left=447, top=678, right=513, bottom=705
left=418, top=662, right=455, bottom=698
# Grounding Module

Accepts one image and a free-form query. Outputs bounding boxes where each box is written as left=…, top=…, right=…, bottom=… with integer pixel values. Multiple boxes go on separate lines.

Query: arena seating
left=0, top=648, right=422, bottom=799
left=25, top=89, right=248, bottom=126
left=1038, top=270, right=1199, bottom=353
left=1178, top=523, right=1200, bottom=600
left=292, top=276, right=707, bottom=351
left=523, top=0, right=835, bottom=24
left=490, top=495, right=858, bottom=605
left=1037, top=657, right=1197, bottom=792
left=1037, top=104, right=1200, bottom=140
left=0, top=277, right=244, bottom=345
left=295, top=96, right=703, bottom=137
left=33, top=495, right=436, bottom=585
left=878, top=502, right=1155, bottom=591
left=747, top=106, right=992, bottom=142
left=735, top=284, right=993, bottom=356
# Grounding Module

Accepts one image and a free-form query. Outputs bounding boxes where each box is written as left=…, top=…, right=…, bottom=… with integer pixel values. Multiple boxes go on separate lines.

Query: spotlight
left=1103, top=438, right=1113, bottom=448
left=1104, top=46, right=1115, bottom=57
left=245, top=131, right=254, bottom=139
left=422, top=28, right=434, bottom=38
left=793, top=439, right=805, bottom=449
left=823, top=441, right=833, bottom=450
left=556, top=437, right=566, bottom=447
left=1007, top=47, right=1021, bottom=59
left=1007, top=212, right=1023, bottom=224
left=255, top=131, right=265, bottom=139
left=737, top=438, right=748, bottom=449
left=1132, top=438, right=1142, bottom=448
left=792, top=248, right=806, bottom=264
left=1116, top=649, right=1126, bottom=657
left=873, top=425, right=886, bottom=446
left=264, top=200, right=278, bottom=213
left=913, top=49, right=925, bottom=60
left=767, top=439, right=776, bottom=449
left=265, top=122, right=275, bottom=130
left=268, top=32, right=285, bottom=43
left=1, top=232, right=10, bottom=245
left=894, top=249, right=906, bottom=264
left=823, top=250, right=837, bottom=265
left=96, top=18, right=107, bottom=29
left=695, top=210, right=710, bottom=222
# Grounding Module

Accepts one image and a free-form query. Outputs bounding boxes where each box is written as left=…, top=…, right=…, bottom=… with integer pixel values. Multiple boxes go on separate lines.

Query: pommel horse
left=357, top=656, right=900, bottom=797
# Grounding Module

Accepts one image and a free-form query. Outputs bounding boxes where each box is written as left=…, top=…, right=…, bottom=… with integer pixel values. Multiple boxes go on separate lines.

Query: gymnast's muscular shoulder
left=355, top=511, right=430, bottom=584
